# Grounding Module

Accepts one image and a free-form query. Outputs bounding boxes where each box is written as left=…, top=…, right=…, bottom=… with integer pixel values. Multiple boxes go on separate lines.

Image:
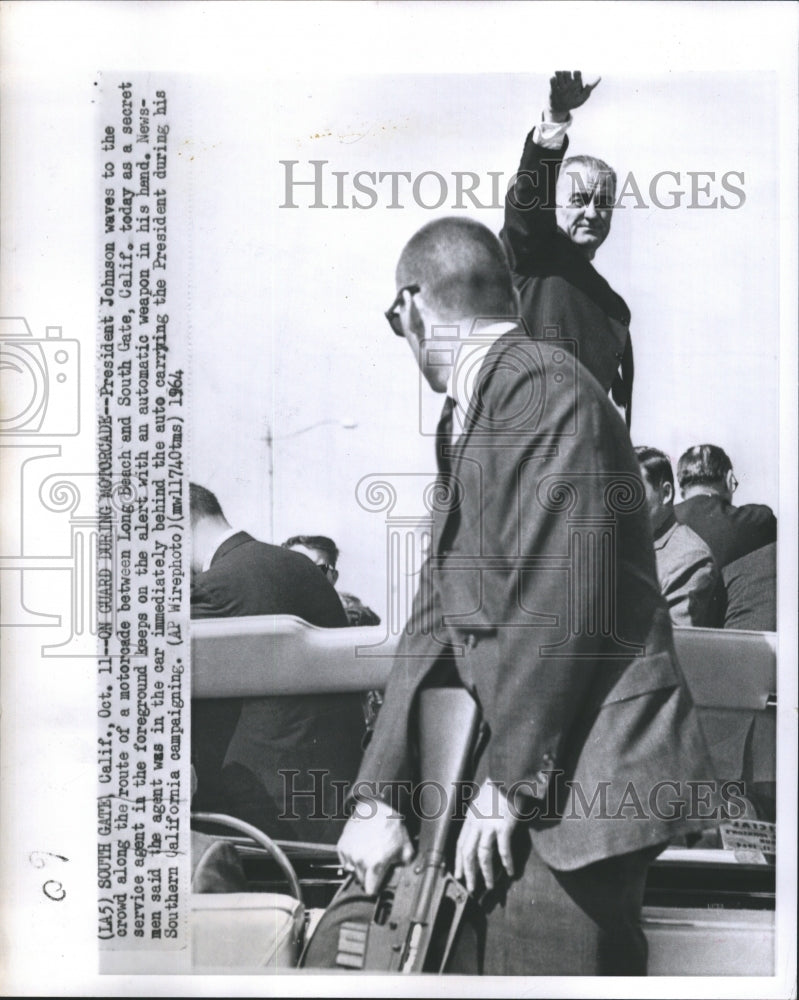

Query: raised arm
left=501, top=72, right=601, bottom=274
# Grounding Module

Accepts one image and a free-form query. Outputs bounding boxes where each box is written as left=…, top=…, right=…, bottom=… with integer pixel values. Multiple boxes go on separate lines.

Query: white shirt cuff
left=531, top=112, right=572, bottom=149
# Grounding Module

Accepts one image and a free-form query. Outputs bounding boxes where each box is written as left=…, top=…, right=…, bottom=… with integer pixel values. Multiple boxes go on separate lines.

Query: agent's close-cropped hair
left=396, top=216, right=516, bottom=321
left=676, top=444, right=733, bottom=490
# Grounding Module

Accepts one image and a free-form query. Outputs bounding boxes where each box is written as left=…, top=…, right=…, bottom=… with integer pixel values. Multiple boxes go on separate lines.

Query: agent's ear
left=329, top=567, right=339, bottom=585
left=663, top=480, right=674, bottom=505
left=401, top=288, right=426, bottom=342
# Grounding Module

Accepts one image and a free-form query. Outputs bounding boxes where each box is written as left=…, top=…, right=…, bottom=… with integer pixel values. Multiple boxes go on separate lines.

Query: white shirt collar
left=202, top=525, right=240, bottom=572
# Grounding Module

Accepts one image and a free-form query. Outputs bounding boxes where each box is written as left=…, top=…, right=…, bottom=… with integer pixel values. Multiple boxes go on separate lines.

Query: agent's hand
left=337, top=797, right=414, bottom=895
left=549, top=71, right=601, bottom=121
left=454, top=780, right=517, bottom=894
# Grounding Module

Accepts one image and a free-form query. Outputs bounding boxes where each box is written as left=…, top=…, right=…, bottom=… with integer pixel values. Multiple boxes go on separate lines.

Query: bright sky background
left=187, top=69, right=781, bottom=618
left=1, top=5, right=789, bottom=626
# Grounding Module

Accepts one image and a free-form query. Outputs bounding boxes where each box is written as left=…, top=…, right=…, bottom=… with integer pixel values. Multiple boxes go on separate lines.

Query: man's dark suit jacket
left=501, top=130, right=634, bottom=425
left=356, top=331, right=714, bottom=872
left=191, top=532, right=365, bottom=842
left=722, top=541, right=777, bottom=631
left=673, top=494, right=777, bottom=569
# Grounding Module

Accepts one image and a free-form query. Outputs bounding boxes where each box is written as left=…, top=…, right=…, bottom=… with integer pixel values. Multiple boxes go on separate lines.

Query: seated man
left=674, top=444, right=776, bottom=569
left=722, top=541, right=776, bottom=632
left=635, top=446, right=721, bottom=627
left=283, top=533, right=384, bottom=736
left=190, top=484, right=365, bottom=842
left=282, top=534, right=381, bottom=626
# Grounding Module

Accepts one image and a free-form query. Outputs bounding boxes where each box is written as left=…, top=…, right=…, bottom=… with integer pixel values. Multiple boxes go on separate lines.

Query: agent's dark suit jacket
left=356, top=331, right=715, bottom=872
left=673, top=494, right=777, bottom=570
left=191, top=532, right=365, bottom=842
left=501, top=130, right=634, bottom=426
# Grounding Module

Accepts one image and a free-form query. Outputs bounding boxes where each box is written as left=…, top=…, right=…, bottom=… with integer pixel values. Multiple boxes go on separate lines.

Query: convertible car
left=190, top=617, right=777, bottom=975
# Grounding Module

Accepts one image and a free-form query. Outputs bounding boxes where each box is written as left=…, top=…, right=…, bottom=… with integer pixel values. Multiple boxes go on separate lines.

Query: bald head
left=396, top=217, right=515, bottom=321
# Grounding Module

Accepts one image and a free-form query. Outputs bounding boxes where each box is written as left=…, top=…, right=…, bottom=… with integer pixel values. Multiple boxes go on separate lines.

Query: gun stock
left=302, top=686, right=480, bottom=973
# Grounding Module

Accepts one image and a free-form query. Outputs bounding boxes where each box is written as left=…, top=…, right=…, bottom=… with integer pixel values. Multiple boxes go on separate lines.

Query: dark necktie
left=435, top=395, right=456, bottom=476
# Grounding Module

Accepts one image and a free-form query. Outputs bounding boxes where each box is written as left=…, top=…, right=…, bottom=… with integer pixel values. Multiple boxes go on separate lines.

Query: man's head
left=556, top=155, right=616, bottom=260
left=189, top=483, right=231, bottom=573
left=388, top=217, right=517, bottom=392
left=635, top=446, right=675, bottom=531
left=676, top=445, right=737, bottom=502
left=283, top=534, right=339, bottom=585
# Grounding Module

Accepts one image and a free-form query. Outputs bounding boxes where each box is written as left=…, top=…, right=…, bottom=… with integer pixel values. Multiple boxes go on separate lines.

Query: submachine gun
left=300, top=686, right=481, bottom=973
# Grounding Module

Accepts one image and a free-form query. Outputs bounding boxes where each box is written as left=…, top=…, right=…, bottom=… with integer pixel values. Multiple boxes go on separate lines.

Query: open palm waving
left=549, top=71, right=601, bottom=121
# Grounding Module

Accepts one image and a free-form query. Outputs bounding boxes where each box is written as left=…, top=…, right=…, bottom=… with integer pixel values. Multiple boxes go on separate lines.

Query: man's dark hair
left=396, top=216, right=515, bottom=321
left=676, top=445, right=733, bottom=490
left=189, top=482, right=225, bottom=524
left=635, top=446, right=674, bottom=490
left=282, top=534, right=340, bottom=566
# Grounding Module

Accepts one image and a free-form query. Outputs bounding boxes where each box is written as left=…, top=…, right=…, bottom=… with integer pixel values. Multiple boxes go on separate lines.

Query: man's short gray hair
left=559, top=155, right=617, bottom=200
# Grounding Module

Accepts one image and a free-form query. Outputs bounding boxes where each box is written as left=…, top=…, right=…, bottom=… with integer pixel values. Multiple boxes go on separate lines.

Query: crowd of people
left=190, top=71, right=777, bottom=975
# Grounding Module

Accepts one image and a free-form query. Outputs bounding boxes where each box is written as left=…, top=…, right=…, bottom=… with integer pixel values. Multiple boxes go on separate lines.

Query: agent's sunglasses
left=384, top=284, right=420, bottom=337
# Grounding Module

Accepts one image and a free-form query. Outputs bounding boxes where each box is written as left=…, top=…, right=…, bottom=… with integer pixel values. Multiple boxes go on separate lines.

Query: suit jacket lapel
left=434, top=331, right=518, bottom=553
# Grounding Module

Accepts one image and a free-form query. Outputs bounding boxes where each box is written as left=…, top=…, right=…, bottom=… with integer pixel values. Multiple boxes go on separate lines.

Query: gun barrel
left=410, top=857, right=445, bottom=924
